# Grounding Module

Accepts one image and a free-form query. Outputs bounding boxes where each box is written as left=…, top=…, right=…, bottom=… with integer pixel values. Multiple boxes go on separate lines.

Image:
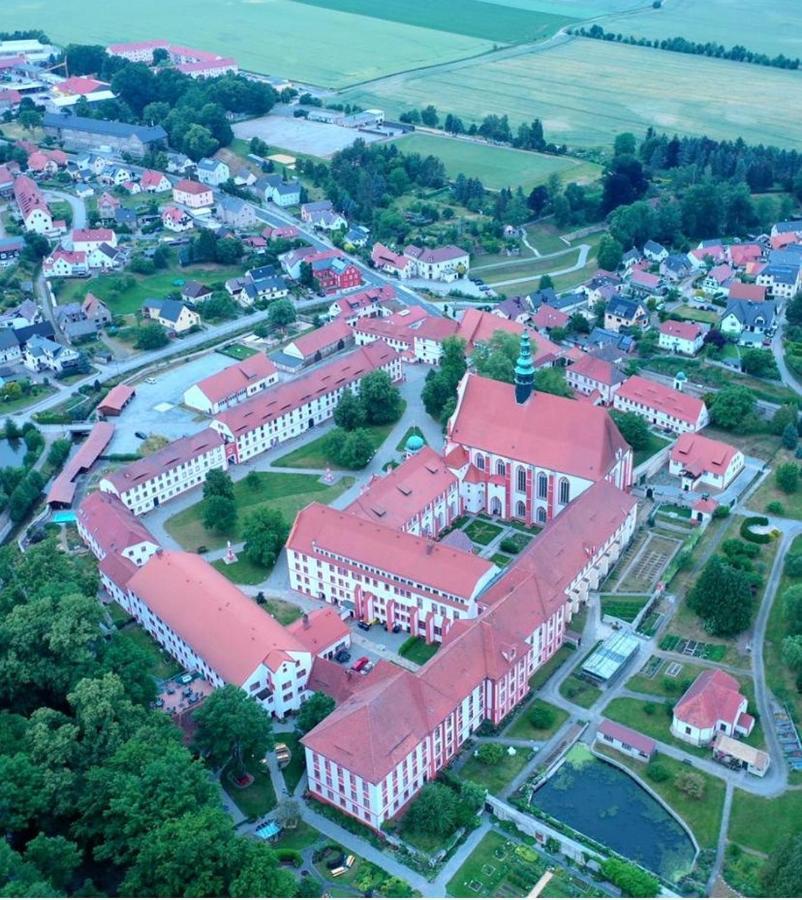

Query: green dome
left=405, top=434, right=425, bottom=452
left=676, top=371, right=688, bottom=381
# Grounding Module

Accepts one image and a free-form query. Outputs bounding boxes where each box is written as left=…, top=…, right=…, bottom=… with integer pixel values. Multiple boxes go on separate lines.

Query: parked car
left=335, top=649, right=351, bottom=663
left=356, top=620, right=371, bottom=632
left=135, top=431, right=147, bottom=440
left=351, top=656, right=370, bottom=673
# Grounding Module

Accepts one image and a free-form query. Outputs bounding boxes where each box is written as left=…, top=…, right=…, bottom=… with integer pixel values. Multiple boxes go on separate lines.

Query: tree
left=597, top=234, right=624, bottom=271
left=611, top=411, right=651, bottom=450
left=783, top=584, right=802, bottom=633
left=274, top=798, right=301, bottom=830
left=600, top=858, right=659, bottom=897
left=740, top=348, right=778, bottom=378
left=673, top=771, right=705, bottom=800
left=709, top=386, right=756, bottom=431
left=762, top=832, right=802, bottom=897
left=242, top=508, right=290, bottom=569
left=297, top=692, right=336, bottom=734
left=420, top=105, right=439, bottom=127
left=134, top=322, right=168, bottom=350
left=333, top=391, right=365, bottom=431
left=202, top=494, right=237, bottom=534
left=771, top=403, right=799, bottom=436
left=782, top=635, right=802, bottom=673
left=476, top=743, right=505, bottom=765
left=268, top=299, right=296, bottom=330
left=230, top=842, right=297, bottom=898
left=184, top=123, right=219, bottom=161
left=784, top=423, right=800, bottom=450
left=23, top=834, right=81, bottom=891
left=787, top=293, right=802, bottom=326
left=296, top=874, right=323, bottom=897
left=193, top=684, right=272, bottom=776
left=538, top=274, right=554, bottom=291
left=203, top=468, right=235, bottom=501
left=534, top=367, right=573, bottom=398
left=613, top=132, right=637, bottom=156
left=100, top=632, right=159, bottom=707
left=359, top=370, right=403, bottom=425
left=602, top=154, right=648, bottom=214
left=776, top=462, right=800, bottom=494
left=688, top=555, right=755, bottom=636
left=19, top=108, right=42, bottom=131
left=403, top=783, right=459, bottom=838
left=325, top=427, right=375, bottom=469
left=530, top=704, right=556, bottom=730
left=473, top=330, right=520, bottom=384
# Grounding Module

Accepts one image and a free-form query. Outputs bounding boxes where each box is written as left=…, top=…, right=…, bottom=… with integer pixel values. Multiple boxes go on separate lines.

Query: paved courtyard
left=233, top=114, right=385, bottom=158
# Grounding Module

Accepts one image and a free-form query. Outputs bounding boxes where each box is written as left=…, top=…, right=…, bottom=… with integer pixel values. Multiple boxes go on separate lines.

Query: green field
left=598, top=0, right=802, bottom=58
left=9, top=0, right=495, bottom=88
left=164, top=472, right=354, bottom=552
left=290, top=0, right=576, bottom=43
left=392, top=132, right=600, bottom=191
left=344, top=37, right=802, bottom=149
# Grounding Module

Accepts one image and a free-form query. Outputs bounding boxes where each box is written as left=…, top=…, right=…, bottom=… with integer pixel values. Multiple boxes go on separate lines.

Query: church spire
left=514, top=330, right=535, bottom=404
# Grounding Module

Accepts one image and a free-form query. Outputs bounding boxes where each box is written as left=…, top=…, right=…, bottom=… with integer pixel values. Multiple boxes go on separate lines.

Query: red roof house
left=671, top=669, right=753, bottom=746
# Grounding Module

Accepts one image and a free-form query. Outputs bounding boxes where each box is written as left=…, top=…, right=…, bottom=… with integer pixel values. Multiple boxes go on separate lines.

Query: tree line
left=572, top=24, right=801, bottom=70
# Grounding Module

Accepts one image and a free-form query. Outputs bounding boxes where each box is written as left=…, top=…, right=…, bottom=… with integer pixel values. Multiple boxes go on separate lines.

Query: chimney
left=302, top=612, right=310, bottom=629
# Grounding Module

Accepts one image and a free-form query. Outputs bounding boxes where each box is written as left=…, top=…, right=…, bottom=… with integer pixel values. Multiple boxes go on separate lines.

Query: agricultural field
left=344, top=37, right=802, bottom=149
left=390, top=132, right=600, bottom=191
left=8, top=0, right=495, bottom=87
left=597, top=0, right=802, bottom=59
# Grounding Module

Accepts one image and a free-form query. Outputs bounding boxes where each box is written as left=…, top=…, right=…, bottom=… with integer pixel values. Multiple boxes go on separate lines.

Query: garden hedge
left=740, top=516, right=772, bottom=544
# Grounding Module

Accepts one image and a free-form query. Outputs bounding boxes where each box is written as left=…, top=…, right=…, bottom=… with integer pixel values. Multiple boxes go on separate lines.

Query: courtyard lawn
left=632, top=433, right=671, bottom=468
left=529, top=645, right=574, bottom=691
left=446, top=830, right=548, bottom=898
left=120, top=623, right=180, bottom=681
left=391, top=132, right=600, bottom=192
left=271, top=820, right=321, bottom=853
left=53, top=262, right=245, bottom=316
left=602, top=697, right=708, bottom=759
left=749, top=450, right=802, bottom=519
left=164, top=472, right=355, bottom=552
left=600, top=593, right=650, bottom=623
left=264, top=597, right=303, bottom=626
left=463, top=519, right=504, bottom=546
left=729, top=789, right=802, bottom=855
left=596, top=745, right=725, bottom=849
left=673, top=305, right=720, bottom=324
left=212, top=556, right=271, bottom=585
left=626, top=658, right=706, bottom=700
left=0, top=384, right=57, bottom=415
left=504, top=698, right=569, bottom=742
left=273, top=418, right=400, bottom=469
left=219, top=343, right=258, bottom=361
left=490, top=552, right=513, bottom=568
left=399, top=636, right=439, bottom=666
left=222, top=755, right=277, bottom=821
left=278, top=732, right=307, bottom=795
left=558, top=674, right=601, bottom=709
left=458, top=745, right=533, bottom=795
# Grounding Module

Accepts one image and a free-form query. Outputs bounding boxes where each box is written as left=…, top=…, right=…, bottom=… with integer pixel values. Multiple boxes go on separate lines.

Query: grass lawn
left=219, top=343, right=258, bottom=361
left=278, top=732, right=307, bottom=794
left=463, top=519, right=504, bottom=546
left=490, top=552, right=513, bottom=567
left=458, top=745, right=533, bottom=795
left=120, top=623, right=180, bottom=681
left=723, top=844, right=765, bottom=897
left=398, top=636, right=440, bottom=666
left=596, top=745, right=725, bottom=849
left=626, top=658, right=705, bottom=700
left=165, top=471, right=355, bottom=551
left=729, top=789, right=802, bottom=855
left=0, top=384, right=57, bottom=415
left=525, top=222, right=571, bottom=255
left=446, top=829, right=547, bottom=898
left=749, top=450, right=802, bottom=518
left=765, top=533, right=802, bottom=725
left=632, top=432, right=672, bottom=468
left=600, top=593, right=650, bottom=622
left=273, top=418, right=399, bottom=469
left=529, top=645, right=574, bottom=691
left=105, top=600, right=132, bottom=628
left=264, top=597, right=303, bottom=626
left=391, top=132, right=600, bottom=192
left=272, top=820, right=322, bottom=853
left=499, top=531, right=532, bottom=554
left=212, top=556, right=271, bottom=585
left=504, top=698, right=569, bottom=742
left=558, top=674, right=601, bottom=709
left=602, top=697, right=709, bottom=759
left=395, top=425, right=426, bottom=452
left=673, top=305, right=720, bottom=324
left=53, top=262, right=245, bottom=316
left=222, top=755, right=277, bottom=820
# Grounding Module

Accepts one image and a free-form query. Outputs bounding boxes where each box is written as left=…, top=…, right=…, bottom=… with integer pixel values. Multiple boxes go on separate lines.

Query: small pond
left=533, top=744, right=695, bottom=880
left=0, top=437, right=28, bottom=469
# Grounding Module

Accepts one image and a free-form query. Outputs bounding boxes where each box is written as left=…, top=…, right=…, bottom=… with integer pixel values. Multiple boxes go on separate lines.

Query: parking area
left=233, top=114, right=385, bottom=158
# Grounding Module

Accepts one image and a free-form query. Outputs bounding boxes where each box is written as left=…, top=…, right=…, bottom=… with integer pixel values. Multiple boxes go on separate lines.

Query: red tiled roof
left=127, top=551, right=307, bottom=683
left=617, top=375, right=705, bottom=425
left=449, top=373, right=629, bottom=481
left=456, top=309, right=561, bottom=364
left=568, top=353, right=624, bottom=387
left=631, top=270, right=661, bottom=289
left=214, top=342, right=399, bottom=438
left=344, top=446, right=458, bottom=532
left=404, top=244, right=468, bottom=264
left=598, top=719, right=656, bottom=756
left=140, top=169, right=168, bottom=189
left=55, top=76, right=107, bottom=95
left=728, top=282, right=766, bottom=303
left=47, top=422, right=115, bottom=506
left=371, top=242, right=410, bottom=270
left=98, top=383, right=135, bottom=415
left=533, top=304, right=569, bottom=330
left=287, top=607, right=350, bottom=655
left=287, top=318, right=352, bottom=359
left=287, top=502, right=495, bottom=601
left=659, top=320, right=703, bottom=341
left=192, top=353, right=277, bottom=405
left=73, top=228, right=114, bottom=244
left=174, top=179, right=210, bottom=196
left=674, top=669, right=745, bottom=730
left=670, top=432, right=739, bottom=479
left=14, top=174, right=50, bottom=220
left=728, top=244, right=762, bottom=267
left=77, top=489, right=156, bottom=557
left=103, top=427, right=223, bottom=493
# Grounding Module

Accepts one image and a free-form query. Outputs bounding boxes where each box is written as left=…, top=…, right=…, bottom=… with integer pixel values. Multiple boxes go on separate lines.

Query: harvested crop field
left=344, top=37, right=802, bottom=148
left=390, top=132, right=600, bottom=191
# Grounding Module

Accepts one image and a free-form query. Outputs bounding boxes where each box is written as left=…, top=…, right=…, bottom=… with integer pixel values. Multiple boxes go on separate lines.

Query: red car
left=351, top=656, right=370, bottom=673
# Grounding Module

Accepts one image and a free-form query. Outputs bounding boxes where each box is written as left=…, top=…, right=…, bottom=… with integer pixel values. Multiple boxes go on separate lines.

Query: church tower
left=514, top=330, right=535, bottom=405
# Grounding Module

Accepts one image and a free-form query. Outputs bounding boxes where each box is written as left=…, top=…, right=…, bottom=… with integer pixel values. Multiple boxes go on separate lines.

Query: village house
left=276, top=318, right=354, bottom=371
left=720, top=299, right=776, bottom=345
left=216, top=195, right=257, bottom=229
left=183, top=353, right=279, bottom=415
left=703, top=264, right=735, bottom=297
left=172, top=179, right=214, bottom=209
left=643, top=240, right=668, bottom=263
left=604, top=296, right=649, bottom=333
left=660, top=253, right=694, bottom=282
left=404, top=244, right=470, bottom=282
left=370, top=243, right=414, bottom=279
left=658, top=320, right=705, bottom=356
left=613, top=374, right=709, bottom=434
left=328, top=286, right=392, bottom=324
left=669, top=432, right=744, bottom=492
left=71, top=228, right=117, bottom=253
left=300, top=200, right=347, bottom=231
left=565, top=353, right=624, bottom=405
left=195, top=157, right=230, bottom=187
left=353, top=308, right=458, bottom=365
left=83, top=293, right=113, bottom=327
left=97, top=192, right=121, bottom=220
left=310, top=254, right=362, bottom=294
left=629, top=269, right=663, bottom=297
left=0, top=236, right=25, bottom=268
left=532, top=303, right=568, bottom=331
left=140, top=169, right=171, bottom=193
left=671, top=669, right=755, bottom=747
left=142, top=298, right=200, bottom=334
left=728, top=281, right=767, bottom=303
left=728, top=243, right=763, bottom=268
left=161, top=206, right=194, bottom=233
left=14, top=174, right=54, bottom=234
left=257, top=174, right=301, bottom=208
left=43, top=249, right=88, bottom=279
left=596, top=720, right=655, bottom=762
left=43, top=112, right=166, bottom=157
left=23, top=334, right=81, bottom=373
left=756, top=263, right=800, bottom=301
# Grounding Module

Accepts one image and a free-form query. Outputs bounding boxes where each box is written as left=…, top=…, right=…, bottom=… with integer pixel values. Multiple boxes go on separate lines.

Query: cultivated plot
left=344, top=37, right=802, bottom=148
